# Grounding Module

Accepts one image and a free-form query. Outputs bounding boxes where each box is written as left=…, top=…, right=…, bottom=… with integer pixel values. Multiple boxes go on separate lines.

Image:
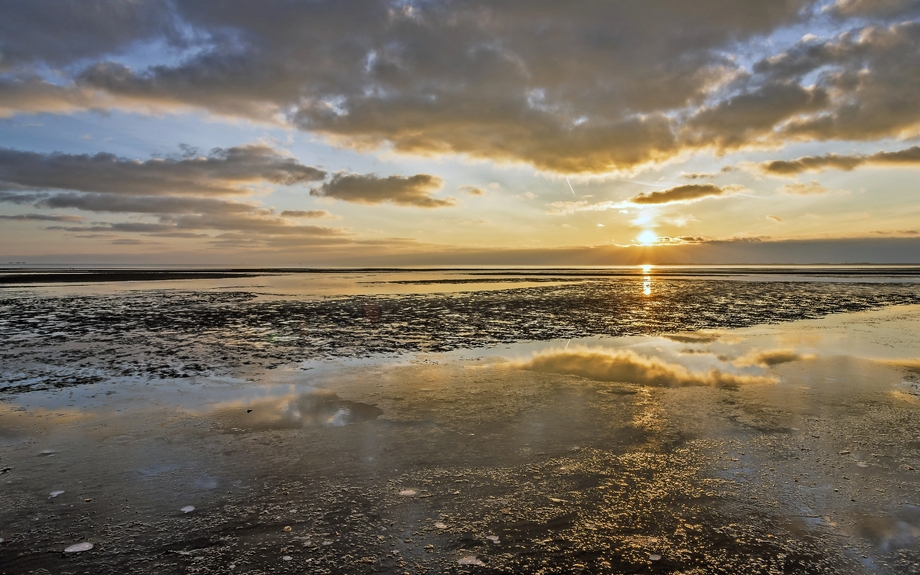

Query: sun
left=637, top=230, right=658, bottom=245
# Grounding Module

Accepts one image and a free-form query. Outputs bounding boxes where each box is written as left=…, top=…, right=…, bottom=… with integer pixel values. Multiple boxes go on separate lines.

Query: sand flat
left=1, top=273, right=919, bottom=573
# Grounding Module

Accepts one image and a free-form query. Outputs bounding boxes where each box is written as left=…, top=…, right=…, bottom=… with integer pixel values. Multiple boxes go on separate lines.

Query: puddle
left=210, top=390, right=383, bottom=431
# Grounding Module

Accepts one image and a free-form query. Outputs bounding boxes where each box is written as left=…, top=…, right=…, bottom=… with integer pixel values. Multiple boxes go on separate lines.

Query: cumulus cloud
left=628, top=184, right=740, bottom=205
left=733, top=349, right=814, bottom=367
left=2, top=2, right=918, bottom=176
left=0, top=144, right=326, bottom=196
left=757, top=22, right=920, bottom=142
left=682, top=83, right=829, bottom=150
left=512, top=347, right=775, bottom=387
left=827, top=0, right=920, bottom=18
left=759, top=146, right=920, bottom=175
left=0, top=0, right=176, bottom=69
left=0, top=1, right=825, bottom=174
left=311, top=173, right=454, bottom=207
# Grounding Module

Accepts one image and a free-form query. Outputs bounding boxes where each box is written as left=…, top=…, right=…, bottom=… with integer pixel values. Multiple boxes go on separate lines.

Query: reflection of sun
left=637, top=230, right=657, bottom=245
left=641, top=264, right=653, bottom=274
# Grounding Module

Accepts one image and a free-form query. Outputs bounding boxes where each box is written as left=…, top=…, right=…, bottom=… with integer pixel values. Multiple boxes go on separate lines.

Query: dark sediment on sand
left=0, top=270, right=258, bottom=285
left=1, top=278, right=920, bottom=573
left=2, top=278, right=920, bottom=392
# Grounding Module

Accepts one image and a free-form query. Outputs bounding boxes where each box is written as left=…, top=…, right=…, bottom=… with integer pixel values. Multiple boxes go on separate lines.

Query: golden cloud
left=778, top=181, right=832, bottom=195
left=628, top=184, right=743, bottom=205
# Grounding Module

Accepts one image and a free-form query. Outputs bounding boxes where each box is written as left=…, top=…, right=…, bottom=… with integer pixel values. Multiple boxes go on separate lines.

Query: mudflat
left=1, top=271, right=919, bottom=574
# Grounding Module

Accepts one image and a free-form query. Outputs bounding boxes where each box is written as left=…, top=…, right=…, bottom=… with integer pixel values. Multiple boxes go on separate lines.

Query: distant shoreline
left=3, top=265, right=920, bottom=285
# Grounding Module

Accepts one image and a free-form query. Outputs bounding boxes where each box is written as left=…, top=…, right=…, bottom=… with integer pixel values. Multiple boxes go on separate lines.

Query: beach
left=1, top=269, right=920, bottom=574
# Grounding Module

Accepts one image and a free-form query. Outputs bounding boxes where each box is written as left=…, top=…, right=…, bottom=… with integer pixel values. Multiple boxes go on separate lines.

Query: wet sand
left=1, top=273, right=920, bottom=574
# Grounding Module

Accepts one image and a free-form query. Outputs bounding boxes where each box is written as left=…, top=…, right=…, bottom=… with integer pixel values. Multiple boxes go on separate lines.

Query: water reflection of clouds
left=512, top=346, right=776, bottom=387
left=209, top=389, right=382, bottom=431
left=733, top=349, right=815, bottom=368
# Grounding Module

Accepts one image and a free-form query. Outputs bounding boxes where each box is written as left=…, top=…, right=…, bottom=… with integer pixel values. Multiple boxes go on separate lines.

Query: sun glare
left=637, top=230, right=658, bottom=245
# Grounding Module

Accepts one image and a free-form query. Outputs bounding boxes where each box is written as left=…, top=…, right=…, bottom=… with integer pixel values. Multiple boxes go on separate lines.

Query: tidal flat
left=1, top=269, right=920, bottom=574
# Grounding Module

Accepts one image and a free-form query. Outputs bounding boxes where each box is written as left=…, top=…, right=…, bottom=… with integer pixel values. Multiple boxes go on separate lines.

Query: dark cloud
left=111, top=238, right=162, bottom=245
left=827, top=0, right=920, bottom=18
left=3, top=1, right=917, bottom=175
left=0, top=213, right=83, bottom=222
left=48, top=212, right=348, bottom=240
left=759, top=146, right=920, bottom=175
left=0, top=142, right=360, bottom=245
left=0, top=0, right=819, bottom=173
left=0, top=144, right=326, bottom=196
left=0, top=0, right=178, bottom=70
left=629, top=184, right=736, bottom=205
left=682, top=82, right=828, bottom=149
left=311, top=173, right=454, bottom=207
left=35, top=192, right=259, bottom=214
left=758, top=22, right=920, bottom=142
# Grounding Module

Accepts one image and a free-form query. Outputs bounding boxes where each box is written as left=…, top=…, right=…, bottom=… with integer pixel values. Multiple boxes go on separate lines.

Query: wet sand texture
left=3, top=279, right=920, bottom=392
left=1, top=278, right=920, bottom=574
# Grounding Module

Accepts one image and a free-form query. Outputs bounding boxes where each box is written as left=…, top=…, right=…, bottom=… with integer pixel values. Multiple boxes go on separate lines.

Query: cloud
left=681, top=166, right=736, bottom=180
left=311, top=172, right=454, bottom=207
left=757, top=22, right=920, bottom=143
left=29, top=192, right=260, bottom=215
left=280, top=209, right=338, bottom=219
left=758, top=146, right=920, bottom=175
left=0, top=0, right=177, bottom=70
left=778, top=181, right=832, bottom=195
left=827, top=0, right=920, bottom=18
left=2, top=2, right=918, bottom=177
left=111, top=238, right=162, bottom=245
left=459, top=185, right=486, bottom=196
left=654, top=235, right=710, bottom=244
left=0, top=143, right=372, bottom=247
left=682, top=82, right=829, bottom=150
left=767, top=214, right=782, bottom=222
left=0, top=144, right=326, bottom=196
left=512, top=347, right=775, bottom=387
left=545, top=200, right=618, bottom=215
left=0, top=213, right=83, bottom=222
left=733, top=349, right=814, bottom=367
left=628, top=184, right=740, bottom=205
left=0, top=1, right=821, bottom=174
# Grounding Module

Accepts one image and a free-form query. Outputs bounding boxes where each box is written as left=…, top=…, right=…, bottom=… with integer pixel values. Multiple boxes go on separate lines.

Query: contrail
left=565, top=177, right=576, bottom=197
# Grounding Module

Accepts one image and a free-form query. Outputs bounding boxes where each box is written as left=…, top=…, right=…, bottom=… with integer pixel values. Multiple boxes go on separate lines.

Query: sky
left=1, top=0, right=920, bottom=266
